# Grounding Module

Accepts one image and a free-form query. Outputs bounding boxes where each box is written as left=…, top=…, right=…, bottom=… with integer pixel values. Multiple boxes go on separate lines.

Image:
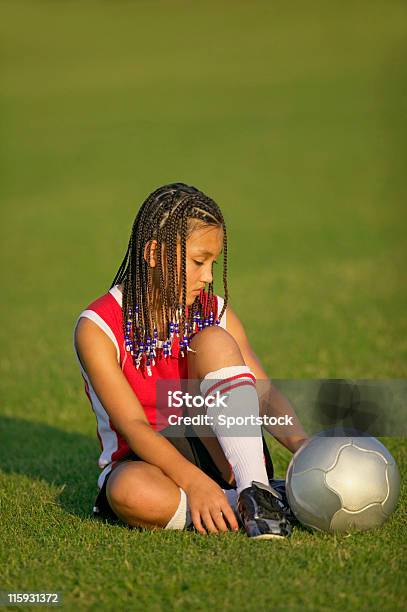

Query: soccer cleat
left=268, top=478, right=299, bottom=525
left=237, top=480, right=293, bottom=539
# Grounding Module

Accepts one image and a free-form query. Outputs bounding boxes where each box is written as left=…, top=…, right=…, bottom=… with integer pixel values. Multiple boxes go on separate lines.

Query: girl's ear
left=143, top=240, right=158, bottom=268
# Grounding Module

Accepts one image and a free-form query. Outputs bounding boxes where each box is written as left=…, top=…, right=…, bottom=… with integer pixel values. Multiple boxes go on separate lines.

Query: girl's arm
left=226, top=306, right=308, bottom=454
left=74, top=317, right=238, bottom=534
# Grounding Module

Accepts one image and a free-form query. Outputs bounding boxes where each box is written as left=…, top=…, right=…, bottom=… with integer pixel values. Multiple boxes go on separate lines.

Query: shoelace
left=254, top=488, right=288, bottom=520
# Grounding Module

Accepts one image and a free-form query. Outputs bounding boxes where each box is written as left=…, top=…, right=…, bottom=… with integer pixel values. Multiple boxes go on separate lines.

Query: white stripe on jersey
left=73, top=313, right=120, bottom=476
left=215, top=295, right=227, bottom=329
left=83, top=371, right=119, bottom=469
left=109, top=285, right=123, bottom=307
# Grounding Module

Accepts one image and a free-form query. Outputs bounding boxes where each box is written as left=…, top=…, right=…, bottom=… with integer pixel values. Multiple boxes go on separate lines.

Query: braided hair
left=111, top=183, right=228, bottom=373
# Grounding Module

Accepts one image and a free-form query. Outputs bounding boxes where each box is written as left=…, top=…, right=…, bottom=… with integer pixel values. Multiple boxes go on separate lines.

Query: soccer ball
left=286, top=435, right=400, bottom=532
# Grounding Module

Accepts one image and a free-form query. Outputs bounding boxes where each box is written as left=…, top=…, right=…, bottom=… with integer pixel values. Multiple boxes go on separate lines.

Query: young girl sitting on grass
left=74, top=182, right=308, bottom=539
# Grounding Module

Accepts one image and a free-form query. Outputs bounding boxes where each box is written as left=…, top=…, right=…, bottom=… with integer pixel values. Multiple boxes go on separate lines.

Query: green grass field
left=1, top=1, right=406, bottom=610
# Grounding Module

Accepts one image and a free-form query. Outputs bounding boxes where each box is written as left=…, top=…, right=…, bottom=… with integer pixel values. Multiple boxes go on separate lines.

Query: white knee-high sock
left=200, top=365, right=270, bottom=494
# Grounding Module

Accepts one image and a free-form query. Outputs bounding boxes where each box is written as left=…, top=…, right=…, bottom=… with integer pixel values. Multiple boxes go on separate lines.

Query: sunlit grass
left=1, top=1, right=406, bottom=609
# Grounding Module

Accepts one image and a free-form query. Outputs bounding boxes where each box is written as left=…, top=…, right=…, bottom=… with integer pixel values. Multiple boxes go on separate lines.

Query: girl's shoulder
left=73, top=286, right=123, bottom=365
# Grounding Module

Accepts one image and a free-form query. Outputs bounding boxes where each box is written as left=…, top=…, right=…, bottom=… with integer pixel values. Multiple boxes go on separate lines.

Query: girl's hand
left=184, top=472, right=239, bottom=535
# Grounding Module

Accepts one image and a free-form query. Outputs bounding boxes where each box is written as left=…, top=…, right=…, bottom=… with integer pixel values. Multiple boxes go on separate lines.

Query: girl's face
left=146, top=223, right=223, bottom=307
left=182, top=224, right=223, bottom=305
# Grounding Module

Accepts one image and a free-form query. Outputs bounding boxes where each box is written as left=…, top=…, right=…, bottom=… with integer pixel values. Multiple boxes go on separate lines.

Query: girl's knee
left=189, top=326, right=244, bottom=377
left=106, top=462, right=180, bottom=528
left=108, top=462, right=148, bottom=501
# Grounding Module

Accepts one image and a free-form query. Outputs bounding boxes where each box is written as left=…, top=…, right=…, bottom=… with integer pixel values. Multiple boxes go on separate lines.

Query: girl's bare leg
left=106, top=461, right=182, bottom=529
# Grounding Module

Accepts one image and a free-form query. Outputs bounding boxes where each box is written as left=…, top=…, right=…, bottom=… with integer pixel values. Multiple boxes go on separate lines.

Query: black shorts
left=93, top=432, right=274, bottom=523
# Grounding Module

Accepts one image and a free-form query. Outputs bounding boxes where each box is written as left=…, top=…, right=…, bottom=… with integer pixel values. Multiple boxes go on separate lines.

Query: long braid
left=180, top=212, right=188, bottom=352
left=110, top=182, right=229, bottom=374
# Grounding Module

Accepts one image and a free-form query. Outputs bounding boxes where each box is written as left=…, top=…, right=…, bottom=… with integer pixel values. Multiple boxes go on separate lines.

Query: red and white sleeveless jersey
left=73, top=285, right=227, bottom=488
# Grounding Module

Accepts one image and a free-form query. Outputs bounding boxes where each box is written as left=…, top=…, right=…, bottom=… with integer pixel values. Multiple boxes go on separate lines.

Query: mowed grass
left=1, top=0, right=406, bottom=610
